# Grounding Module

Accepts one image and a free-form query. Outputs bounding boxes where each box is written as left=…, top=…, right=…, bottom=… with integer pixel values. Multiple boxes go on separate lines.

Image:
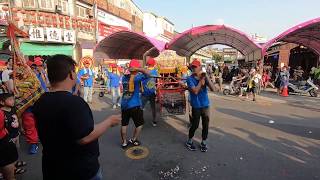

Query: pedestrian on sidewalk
left=78, top=61, right=95, bottom=103
left=120, top=59, right=150, bottom=149
left=32, top=55, right=121, bottom=180
left=106, top=65, right=121, bottom=109
left=141, top=58, right=158, bottom=127
left=185, top=59, right=215, bottom=152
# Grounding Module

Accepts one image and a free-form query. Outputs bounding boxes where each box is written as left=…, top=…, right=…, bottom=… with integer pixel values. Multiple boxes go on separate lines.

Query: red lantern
left=60, top=22, right=64, bottom=27
left=46, top=21, right=51, bottom=25
left=72, top=17, right=77, bottom=21
left=2, top=6, right=9, bottom=11
left=59, top=16, right=63, bottom=20
left=30, top=11, right=35, bottom=16
left=65, top=16, right=70, bottom=20
left=53, top=22, right=57, bottom=27
left=45, top=13, right=50, bottom=17
left=31, top=19, right=37, bottom=24
left=11, top=8, right=18, bottom=13
left=72, top=24, right=77, bottom=29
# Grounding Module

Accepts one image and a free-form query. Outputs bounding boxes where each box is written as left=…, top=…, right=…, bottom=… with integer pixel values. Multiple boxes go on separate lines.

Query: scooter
left=288, top=78, right=319, bottom=97
left=223, top=77, right=247, bottom=96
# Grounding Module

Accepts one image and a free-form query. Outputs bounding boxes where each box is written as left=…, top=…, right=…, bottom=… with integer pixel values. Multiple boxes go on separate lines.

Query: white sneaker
left=117, top=103, right=121, bottom=107
left=113, top=105, right=117, bottom=109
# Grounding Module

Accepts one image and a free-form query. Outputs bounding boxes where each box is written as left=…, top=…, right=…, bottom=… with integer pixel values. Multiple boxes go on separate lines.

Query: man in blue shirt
left=78, top=62, right=94, bottom=103
left=186, top=59, right=214, bottom=152
left=31, top=63, right=49, bottom=92
left=120, top=59, right=150, bottom=149
left=106, top=65, right=121, bottom=109
left=72, top=76, right=81, bottom=96
left=141, top=58, right=158, bottom=126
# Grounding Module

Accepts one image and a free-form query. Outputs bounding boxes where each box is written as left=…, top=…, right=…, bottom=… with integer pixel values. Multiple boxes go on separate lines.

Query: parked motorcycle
left=288, top=78, right=319, bottom=97
left=223, top=77, right=247, bottom=96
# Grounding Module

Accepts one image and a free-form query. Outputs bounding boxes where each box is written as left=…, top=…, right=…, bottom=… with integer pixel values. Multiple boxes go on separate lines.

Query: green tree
left=212, top=53, right=223, bottom=62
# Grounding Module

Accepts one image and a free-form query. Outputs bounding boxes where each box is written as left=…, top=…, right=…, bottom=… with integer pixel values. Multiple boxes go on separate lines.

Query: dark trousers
left=189, top=107, right=210, bottom=140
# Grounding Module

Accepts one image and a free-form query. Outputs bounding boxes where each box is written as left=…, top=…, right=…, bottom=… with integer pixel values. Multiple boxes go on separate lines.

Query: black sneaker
left=200, top=143, right=208, bottom=152
left=186, top=141, right=196, bottom=151
left=152, top=121, right=157, bottom=127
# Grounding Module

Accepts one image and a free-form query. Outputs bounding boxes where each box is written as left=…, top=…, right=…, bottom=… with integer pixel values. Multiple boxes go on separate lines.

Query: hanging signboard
left=64, top=30, right=75, bottom=43
left=46, top=27, right=62, bottom=42
left=29, top=27, right=44, bottom=41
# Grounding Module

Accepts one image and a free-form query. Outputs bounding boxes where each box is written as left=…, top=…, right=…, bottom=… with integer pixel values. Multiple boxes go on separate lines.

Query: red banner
left=98, top=21, right=129, bottom=37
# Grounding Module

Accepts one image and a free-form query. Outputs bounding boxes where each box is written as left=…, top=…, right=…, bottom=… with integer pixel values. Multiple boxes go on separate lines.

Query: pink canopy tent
left=94, top=30, right=166, bottom=60
left=167, top=25, right=261, bottom=57
left=263, top=17, right=320, bottom=55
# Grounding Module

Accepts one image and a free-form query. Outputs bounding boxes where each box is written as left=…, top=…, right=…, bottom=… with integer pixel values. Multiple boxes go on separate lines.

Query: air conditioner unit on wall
left=55, top=5, right=62, bottom=13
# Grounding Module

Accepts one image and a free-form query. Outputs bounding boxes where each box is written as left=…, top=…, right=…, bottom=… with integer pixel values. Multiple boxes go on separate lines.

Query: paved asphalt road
left=17, top=92, right=320, bottom=180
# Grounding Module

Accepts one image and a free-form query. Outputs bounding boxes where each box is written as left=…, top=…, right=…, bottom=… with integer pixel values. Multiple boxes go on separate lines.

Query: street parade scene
left=0, top=0, right=320, bottom=180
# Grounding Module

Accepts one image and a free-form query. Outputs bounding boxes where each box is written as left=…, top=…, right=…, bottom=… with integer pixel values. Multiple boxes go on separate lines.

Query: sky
left=134, top=0, right=320, bottom=40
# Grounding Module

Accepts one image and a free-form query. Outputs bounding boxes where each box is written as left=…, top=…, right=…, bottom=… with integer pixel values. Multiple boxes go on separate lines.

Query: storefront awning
left=20, top=42, right=73, bottom=56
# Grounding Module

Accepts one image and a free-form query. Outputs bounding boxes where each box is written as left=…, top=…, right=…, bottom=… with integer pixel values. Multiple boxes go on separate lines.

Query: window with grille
left=22, top=0, right=36, bottom=8
left=39, top=0, right=54, bottom=10
left=76, top=5, right=88, bottom=18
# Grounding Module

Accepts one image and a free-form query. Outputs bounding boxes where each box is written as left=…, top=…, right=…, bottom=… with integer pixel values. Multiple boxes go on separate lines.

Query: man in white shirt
left=1, top=59, right=14, bottom=94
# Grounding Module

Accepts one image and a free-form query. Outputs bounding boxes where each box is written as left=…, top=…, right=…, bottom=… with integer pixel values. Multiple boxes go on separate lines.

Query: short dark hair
left=46, top=55, right=76, bottom=84
left=0, top=93, right=14, bottom=102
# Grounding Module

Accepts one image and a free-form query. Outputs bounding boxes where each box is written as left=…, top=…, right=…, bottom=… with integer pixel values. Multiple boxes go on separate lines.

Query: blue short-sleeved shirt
left=186, top=75, right=210, bottom=108
left=121, top=73, right=146, bottom=110
left=78, top=68, right=94, bottom=87
left=72, top=77, right=81, bottom=93
left=107, top=71, right=121, bottom=88
left=142, top=68, right=158, bottom=96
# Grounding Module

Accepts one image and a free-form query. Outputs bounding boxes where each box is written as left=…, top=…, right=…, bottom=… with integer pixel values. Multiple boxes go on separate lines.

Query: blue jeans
left=90, top=168, right=102, bottom=180
left=111, top=87, right=121, bottom=105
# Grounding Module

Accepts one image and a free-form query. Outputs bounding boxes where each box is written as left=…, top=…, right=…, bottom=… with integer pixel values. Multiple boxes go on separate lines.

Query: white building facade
left=143, top=12, right=174, bottom=42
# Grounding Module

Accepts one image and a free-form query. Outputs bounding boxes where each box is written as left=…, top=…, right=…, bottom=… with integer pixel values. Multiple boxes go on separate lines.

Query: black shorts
left=121, top=107, right=144, bottom=127
left=247, top=87, right=256, bottom=93
left=0, top=136, right=18, bottom=167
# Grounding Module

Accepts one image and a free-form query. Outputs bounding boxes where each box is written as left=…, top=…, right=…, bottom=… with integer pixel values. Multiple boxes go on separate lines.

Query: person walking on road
left=120, top=59, right=150, bottom=149
left=185, top=59, right=215, bottom=152
left=141, top=58, right=158, bottom=127
left=78, top=61, right=95, bottom=103
left=106, top=65, right=121, bottom=109
left=32, top=55, right=121, bottom=180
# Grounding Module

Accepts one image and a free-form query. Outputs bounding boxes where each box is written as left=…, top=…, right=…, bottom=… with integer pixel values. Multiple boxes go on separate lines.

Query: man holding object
left=186, top=59, right=215, bottom=152
left=33, top=55, right=121, bottom=180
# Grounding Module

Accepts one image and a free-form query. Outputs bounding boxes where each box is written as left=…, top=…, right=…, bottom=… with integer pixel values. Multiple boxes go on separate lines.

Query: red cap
left=147, top=58, right=156, bottom=66
left=191, top=59, right=201, bottom=67
left=129, top=59, right=141, bottom=68
left=34, top=59, right=43, bottom=66
left=34, top=56, right=43, bottom=62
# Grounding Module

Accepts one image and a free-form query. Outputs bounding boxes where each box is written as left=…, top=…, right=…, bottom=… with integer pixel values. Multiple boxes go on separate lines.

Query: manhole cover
left=125, top=146, right=150, bottom=160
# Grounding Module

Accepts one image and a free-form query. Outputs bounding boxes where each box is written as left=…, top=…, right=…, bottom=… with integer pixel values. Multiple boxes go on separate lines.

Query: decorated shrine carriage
left=156, top=67, right=187, bottom=116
